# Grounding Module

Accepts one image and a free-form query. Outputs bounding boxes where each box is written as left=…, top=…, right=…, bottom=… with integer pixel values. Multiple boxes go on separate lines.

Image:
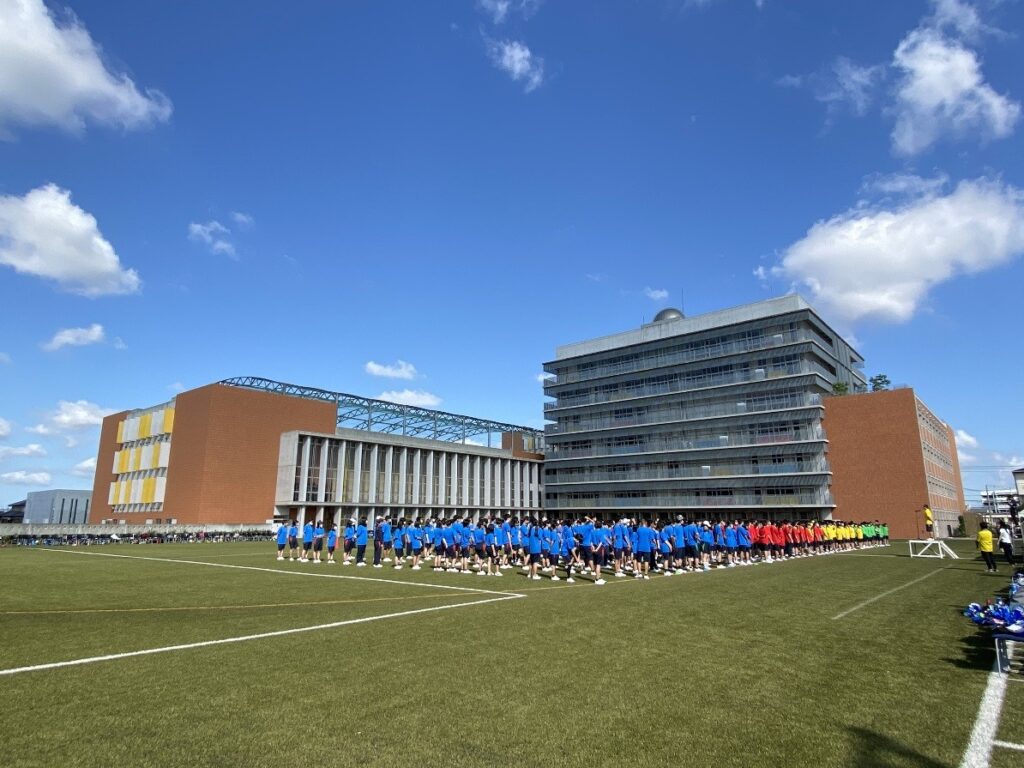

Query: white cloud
left=753, top=265, right=768, bottom=283
left=0, top=443, right=46, bottom=460
left=30, top=399, right=114, bottom=435
left=957, top=449, right=977, bottom=464
left=585, top=272, right=608, bottom=282
left=955, top=428, right=979, bottom=449
left=167, top=382, right=185, bottom=393
left=486, top=38, right=544, bottom=92
left=376, top=389, right=442, bottom=408
left=0, top=184, right=140, bottom=296
left=63, top=436, right=78, bottom=448
left=536, top=373, right=554, bottom=384
left=774, top=177, right=1024, bottom=325
left=364, top=360, right=418, bottom=380
left=644, top=287, right=669, bottom=301
left=477, top=0, right=541, bottom=24
left=0, top=0, right=171, bottom=137
left=929, top=0, right=987, bottom=40
left=0, top=352, right=10, bottom=364
left=72, top=456, right=96, bottom=477
left=112, top=337, right=127, bottom=350
left=0, top=417, right=10, bottom=438
left=230, top=211, right=254, bottom=229
left=188, top=220, right=237, bottom=258
left=891, top=14, right=1019, bottom=155
left=860, top=172, right=949, bottom=199
left=0, top=470, right=51, bottom=486
left=778, top=57, right=884, bottom=119
left=42, top=323, right=105, bottom=351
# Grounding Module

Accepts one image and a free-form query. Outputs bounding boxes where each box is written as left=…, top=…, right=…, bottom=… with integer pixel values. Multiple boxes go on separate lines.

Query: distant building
left=980, top=489, right=1018, bottom=517
left=1, top=500, right=25, bottom=524
left=823, top=388, right=966, bottom=540
left=542, top=295, right=866, bottom=521
left=1013, top=467, right=1023, bottom=501
left=19, top=489, right=92, bottom=524
left=91, top=378, right=543, bottom=526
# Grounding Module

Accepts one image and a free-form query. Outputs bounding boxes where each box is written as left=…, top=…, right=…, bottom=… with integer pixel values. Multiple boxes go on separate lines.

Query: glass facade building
left=542, top=296, right=866, bottom=520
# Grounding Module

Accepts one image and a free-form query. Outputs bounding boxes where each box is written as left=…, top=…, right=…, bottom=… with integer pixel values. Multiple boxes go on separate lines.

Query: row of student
left=274, top=517, right=889, bottom=582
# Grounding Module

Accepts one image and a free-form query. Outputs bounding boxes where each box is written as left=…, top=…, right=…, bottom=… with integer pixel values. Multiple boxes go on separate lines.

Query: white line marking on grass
left=993, top=740, right=1024, bottom=752
left=1, top=593, right=467, bottom=615
left=0, top=594, right=522, bottom=678
left=960, top=645, right=1014, bottom=768
left=831, top=566, right=951, bottom=620
left=41, top=548, right=519, bottom=598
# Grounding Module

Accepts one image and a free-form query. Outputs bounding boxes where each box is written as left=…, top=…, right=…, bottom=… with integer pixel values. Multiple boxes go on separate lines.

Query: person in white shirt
left=997, top=521, right=1015, bottom=565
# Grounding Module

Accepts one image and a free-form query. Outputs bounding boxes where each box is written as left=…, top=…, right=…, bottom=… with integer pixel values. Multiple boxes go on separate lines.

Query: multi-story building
left=980, top=490, right=1018, bottom=517
left=17, top=489, right=92, bottom=524
left=91, top=377, right=543, bottom=527
left=541, top=295, right=866, bottom=521
left=824, top=388, right=966, bottom=539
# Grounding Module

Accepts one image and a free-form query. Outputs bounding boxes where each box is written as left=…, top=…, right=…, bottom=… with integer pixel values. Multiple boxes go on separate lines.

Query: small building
left=20, top=489, right=92, bottom=524
left=823, top=388, right=966, bottom=540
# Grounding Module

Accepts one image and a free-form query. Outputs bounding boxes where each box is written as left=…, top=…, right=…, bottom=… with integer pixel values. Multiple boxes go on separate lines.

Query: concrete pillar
left=336, top=441, right=347, bottom=502
left=351, top=441, right=363, bottom=504
left=398, top=448, right=408, bottom=505
left=368, top=444, right=379, bottom=504
left=297, top=436, right=310, bottom=503
left=412, top=449, right=421, bottom=505
left=383, top=445, right=394, bottom=505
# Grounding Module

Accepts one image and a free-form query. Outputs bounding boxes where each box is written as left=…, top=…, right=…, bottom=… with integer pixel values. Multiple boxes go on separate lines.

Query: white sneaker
left=342, top=561, right=351, bottom=566
left=566, top=577, right=575, bottom=583
left=594, top=579, right=606, bottom=585
left=494, top=571, right=502, bottom=577
left=615, top=572, right=626, bottom=578
left=276, top=556, right=284, bottom=561
left=551, top=575, right=560, bottom=581
left=643, top=575, right=650, bottom=580
left=373, top=564, right=382, bottom=569
left=394, top=566, right=403, bottom=570
left=476, top=571, right=486, bottom=576
left=411, top=565, right=421, bottom=570
left=531, top=575, right=542, bottom=580
left=356, top=562, right=366, bottom=567
left=635, top=574, right=643, bottom=579
left=383, top=557, right=392, bottom=562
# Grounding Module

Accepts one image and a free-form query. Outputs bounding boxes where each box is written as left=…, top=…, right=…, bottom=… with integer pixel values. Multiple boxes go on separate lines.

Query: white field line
left=831, top=566, right=951, bottom=620
left=41, top=548, right=520, bottom=598
left=0, top=594, right=523, bottom=678
left=959, top=644, right=1015, bottom=768
left=993, top=740, right=1024, bottom=752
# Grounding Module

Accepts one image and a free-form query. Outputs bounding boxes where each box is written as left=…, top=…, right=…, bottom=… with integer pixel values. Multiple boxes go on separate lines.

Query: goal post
left=908, top=539, right=960, bottom=559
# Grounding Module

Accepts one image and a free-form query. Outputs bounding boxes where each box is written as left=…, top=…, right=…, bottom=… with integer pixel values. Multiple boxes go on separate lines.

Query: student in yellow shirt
left=976, top=522, right=996, bottom=573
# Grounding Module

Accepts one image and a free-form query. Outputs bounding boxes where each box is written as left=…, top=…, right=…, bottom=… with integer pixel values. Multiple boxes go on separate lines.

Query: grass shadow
left=942, top=630, right=995, bottom=671
left=845, top=726, right=949, bottom=768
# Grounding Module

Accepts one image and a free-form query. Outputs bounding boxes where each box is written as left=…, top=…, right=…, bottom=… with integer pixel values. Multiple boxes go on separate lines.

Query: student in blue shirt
left=724, top=522, right=738, bottom=567
left=526, top=518, right=543, bottom=580
left=379, top=517, right=393, bottom=564
left=392, top=520, right=406, bottom=570
left=312, top=520, right=325, bottom=563
left=700, top=522, right=714, bottom=571
left=287, top=521, right=299, bottom=561
left=408, top=522, right=423, bottom=570
left=355, top=519, right=368, bottom=566
left=658, top=523, right=674, bottom=575
left=635, top=519, right=656, bottom=579
left=611, top=519, right=627, bottom=578
left=589, top=519, right=607, bottom=585
left=301, top=520, right=314, bottom=562
left=559, top=523, right=576, bottom=583
left=343, top=520, right=356, bottom=565
left=275, top=522, right=289, bottom=561
left=432, top=521, right=446, bottom=571
left=326, top=525, right=338, bottom=564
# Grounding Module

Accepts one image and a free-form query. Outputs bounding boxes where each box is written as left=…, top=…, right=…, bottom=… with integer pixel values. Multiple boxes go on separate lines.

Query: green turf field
left=0, top=540, right=1020, bottom=768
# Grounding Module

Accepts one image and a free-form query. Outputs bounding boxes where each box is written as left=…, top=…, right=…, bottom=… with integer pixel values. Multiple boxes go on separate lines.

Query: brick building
left=91, top=378, right=544, bottom=527
left=823, top=388, right=966, bottom=540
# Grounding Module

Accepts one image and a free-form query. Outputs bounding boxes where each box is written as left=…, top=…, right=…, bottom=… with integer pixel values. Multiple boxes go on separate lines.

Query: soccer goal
left=908, top=539, right=960, bottom=559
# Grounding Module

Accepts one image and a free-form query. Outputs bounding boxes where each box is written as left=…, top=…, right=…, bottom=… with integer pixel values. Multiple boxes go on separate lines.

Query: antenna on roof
left=680, top=288, right=685, bottom=317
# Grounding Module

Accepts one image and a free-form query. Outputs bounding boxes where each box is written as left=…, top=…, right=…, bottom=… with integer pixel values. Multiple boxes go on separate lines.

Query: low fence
left=0, top=523, right=275, bottom=537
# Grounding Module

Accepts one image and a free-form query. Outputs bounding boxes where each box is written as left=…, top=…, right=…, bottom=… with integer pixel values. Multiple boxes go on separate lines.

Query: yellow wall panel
left=116, top=420, right=125, bottom=444
left=118, top=450, right=129, bottom=474
left=131, top=447, right=142, bottom=471
left=142, top=478, right=155, bottom=504
left=164, top=407, right=175, bottom=433
left=140, top=413, right=152, bottom=439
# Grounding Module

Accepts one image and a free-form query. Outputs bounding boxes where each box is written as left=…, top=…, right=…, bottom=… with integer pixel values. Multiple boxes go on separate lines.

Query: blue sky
left=0, top=0, right=1022, bottom=505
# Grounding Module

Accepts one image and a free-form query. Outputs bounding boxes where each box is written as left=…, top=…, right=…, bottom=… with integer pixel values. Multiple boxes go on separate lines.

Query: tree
left=869, top=373, right=891, bottom=392
left=832, top=381, right=849, bottom=396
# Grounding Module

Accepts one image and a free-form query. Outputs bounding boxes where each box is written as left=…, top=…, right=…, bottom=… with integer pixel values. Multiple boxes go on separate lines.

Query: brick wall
left=823, top=388, right=930, bottom=540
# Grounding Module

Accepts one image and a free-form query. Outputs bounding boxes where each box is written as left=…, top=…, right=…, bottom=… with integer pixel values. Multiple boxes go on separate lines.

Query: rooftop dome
left=653, top=307, right=684, bottom=322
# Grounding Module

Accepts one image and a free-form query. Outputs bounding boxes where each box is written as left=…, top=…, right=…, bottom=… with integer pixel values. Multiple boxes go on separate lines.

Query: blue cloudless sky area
left=0, top=0, right=1021, bottom=503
